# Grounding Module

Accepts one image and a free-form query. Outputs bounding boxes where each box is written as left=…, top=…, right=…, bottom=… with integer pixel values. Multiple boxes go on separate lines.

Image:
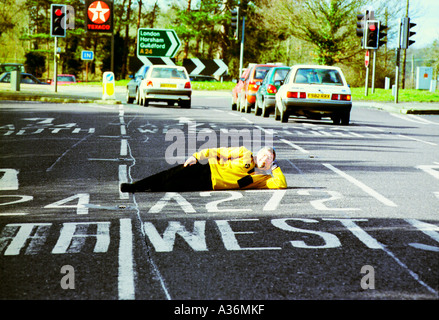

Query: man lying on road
left=120, top=146, right=287, bottom=193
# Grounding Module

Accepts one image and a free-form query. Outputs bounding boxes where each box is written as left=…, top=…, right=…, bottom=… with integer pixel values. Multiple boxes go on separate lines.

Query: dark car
left=126, top=65, right=149, bottom=104
left=255, top=66, right=290, bottom=117
left=0, top=63, right=25, bottom=74
left=0, top=72, right=48, bottom=85
left=190, top=75, right=217, bottom=82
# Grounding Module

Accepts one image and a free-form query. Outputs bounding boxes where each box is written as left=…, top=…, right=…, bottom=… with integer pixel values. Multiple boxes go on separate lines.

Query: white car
left=138, top=65, right=192, bottom=108
left=275, top=65, right=352, bottom=125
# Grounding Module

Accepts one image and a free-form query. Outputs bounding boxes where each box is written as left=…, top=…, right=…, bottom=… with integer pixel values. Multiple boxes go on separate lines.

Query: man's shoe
left=121, top=183, right=136, bottom=193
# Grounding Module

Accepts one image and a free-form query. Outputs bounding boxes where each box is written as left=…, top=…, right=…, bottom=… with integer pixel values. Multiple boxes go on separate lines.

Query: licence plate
left=308, top=93, right=330, bottom=99
left=160, top=83, right=177, bottom=88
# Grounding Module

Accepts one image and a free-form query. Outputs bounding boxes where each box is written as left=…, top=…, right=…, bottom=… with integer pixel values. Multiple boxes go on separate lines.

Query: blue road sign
left=81, top=50, right=94, bottom=60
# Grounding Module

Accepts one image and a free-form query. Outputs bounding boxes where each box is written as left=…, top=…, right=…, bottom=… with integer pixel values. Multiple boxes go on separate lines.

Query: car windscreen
left=151, top=68, right=187, bottom=79
left=273, top=69, right=289, bottom=81
left=294, top=68, right=343, bottom=86
left=254, top=67, right=273, bottom=80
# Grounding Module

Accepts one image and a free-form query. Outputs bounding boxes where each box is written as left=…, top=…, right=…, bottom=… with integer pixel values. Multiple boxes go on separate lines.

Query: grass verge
left=351, top=87, right=439, bottom=103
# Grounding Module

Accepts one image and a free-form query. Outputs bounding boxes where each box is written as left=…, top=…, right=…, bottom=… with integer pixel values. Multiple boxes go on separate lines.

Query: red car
left=233, top=64, right=277, bottom=113
left=231, top=68, right=250, bottom=111
left=48, top=74, right=77, bottom=85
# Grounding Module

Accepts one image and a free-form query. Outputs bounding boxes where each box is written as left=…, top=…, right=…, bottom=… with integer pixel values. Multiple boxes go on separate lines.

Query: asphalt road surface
left=1, top=94, right=438, bottom=304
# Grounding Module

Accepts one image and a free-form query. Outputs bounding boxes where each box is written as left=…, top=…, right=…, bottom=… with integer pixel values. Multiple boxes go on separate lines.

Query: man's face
left=256, top=148, right=274, bottom=170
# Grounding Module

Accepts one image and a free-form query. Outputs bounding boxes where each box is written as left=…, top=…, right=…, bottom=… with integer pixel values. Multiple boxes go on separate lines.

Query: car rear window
left=57, top=76, right=75, bottom=82
left=151, top=67, right=188, bottom=79
left=254, top=67, right=273, bottom=80
left=294, top=68, right=343, bottom=86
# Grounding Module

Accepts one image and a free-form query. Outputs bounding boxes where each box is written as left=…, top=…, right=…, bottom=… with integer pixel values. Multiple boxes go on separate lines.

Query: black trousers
left=131, top=162, right=213, bottom=192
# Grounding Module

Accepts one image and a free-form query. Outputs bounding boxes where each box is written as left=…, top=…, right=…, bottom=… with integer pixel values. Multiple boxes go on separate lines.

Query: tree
left=258, top=0, right=369, bottom=66
left=25, top=51, right=46, bottom=77
left=170, top=0, right=229, bottom=60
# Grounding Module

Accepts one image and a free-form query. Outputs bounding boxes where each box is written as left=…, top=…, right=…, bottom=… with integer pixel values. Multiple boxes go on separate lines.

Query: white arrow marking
left=166, top=31, right=178, bottom=57
left=161, top=57, right=175, bottom=66
left=189, top=58, right=205, bottom=75
left=0, top=169, right=19, bottom=190
left=213, top=59, right=228, bottom=76
left=138, top=56, right=152, bottom=66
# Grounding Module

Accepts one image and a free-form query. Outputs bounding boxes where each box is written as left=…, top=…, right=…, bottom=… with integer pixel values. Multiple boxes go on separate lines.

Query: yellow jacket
left=192, top=146, right=287, bottom=190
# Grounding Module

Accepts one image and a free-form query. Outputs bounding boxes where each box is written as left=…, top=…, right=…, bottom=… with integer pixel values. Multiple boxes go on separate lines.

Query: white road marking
left=122, top=106, right=172, bottom=300
left=51, top=222, right=110, bottom=254
left=390, top=113, right=439, bottom=125
left=0, top=169, right=19, bottom=190
left=46, top=134, right=92, bottom=172
left=397, top=133, right=437, bottom=146
left=119, top=165, right=129, bottom=200
left=416, top=163, right=439, bottom=180
left=120, top=139, right=128, bottom=157
left=322, top=163, right=397, bottom=207
left=118, top=218, right=135, bottom=300
left=280, top=138, right=310, bottom=154
left=3, top=223, right=51, bottom=255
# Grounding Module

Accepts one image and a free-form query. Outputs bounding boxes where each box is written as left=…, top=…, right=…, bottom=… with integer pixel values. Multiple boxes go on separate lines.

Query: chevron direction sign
left=183, top=58, right=228, bottom=77
left=137, top=28, right=181, bottom=65
left=137, top=57, right=176, bottom=66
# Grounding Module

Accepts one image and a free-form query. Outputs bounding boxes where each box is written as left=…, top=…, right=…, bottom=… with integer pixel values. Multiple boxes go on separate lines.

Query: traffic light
left=401, top=17, right=416, bottom=49
left=50, top=4, right=66, bottom=37
left=378, top=23, right=387, bottom=48
left=356, top=10, right=373, bottom=48
left=231, top=7, right=239, bottom=40
left=364, top=20, right=379, bottom=50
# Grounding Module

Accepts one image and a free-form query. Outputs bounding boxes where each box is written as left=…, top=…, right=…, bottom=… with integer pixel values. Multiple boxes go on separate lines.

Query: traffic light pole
left=365, top=65, right=369, bottom=96
left=54, top=37, right=58, bottom=93
left=371, top=49, right=377, bottom=94
left=239, top=16, right=245, bottom=78
left=395, top=49, right=400, bottom=104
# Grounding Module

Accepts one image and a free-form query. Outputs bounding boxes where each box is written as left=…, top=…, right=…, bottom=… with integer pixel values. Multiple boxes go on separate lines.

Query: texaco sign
left=85, top=0, right=113, bottom=33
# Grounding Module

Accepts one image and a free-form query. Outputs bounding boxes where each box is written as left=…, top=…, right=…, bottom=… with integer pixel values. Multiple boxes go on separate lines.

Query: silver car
left=275, top=65, right=352, bottom=125
left=138, top=65, right=192, bottom=108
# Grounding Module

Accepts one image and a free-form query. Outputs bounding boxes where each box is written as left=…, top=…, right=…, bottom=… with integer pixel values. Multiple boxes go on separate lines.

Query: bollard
left=10, top=69, right=20, bottom=91
left=102, top=71, right=115, bottom=100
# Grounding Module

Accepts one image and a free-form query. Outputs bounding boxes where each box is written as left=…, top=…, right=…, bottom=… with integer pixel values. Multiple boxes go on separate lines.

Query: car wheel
left=181, top=100, right=191, bottom=109
left=262, top=99, right=270, bottom=117
left=126, top=89, right=134, bottom=104
left=280, top=106, right=289, bottom=123
left=341, top=112, right=350, bottom=125
left=332, top=115, right=341, bottom=125
left=134, top=88, right=140, bottom=105
left=255, top=99, right=261, bottom=116
left=274, top=101, right=280, bottom=121
left=231, top=97, right=237, bottom=111
left=244, top=99, right=251, bottom=113
left=239, top=96, right=245, bottom=113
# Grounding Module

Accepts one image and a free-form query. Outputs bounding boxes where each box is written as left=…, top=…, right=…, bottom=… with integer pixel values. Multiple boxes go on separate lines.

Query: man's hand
left=271, top=160, right=279, bottom=171
left=184, top=156, right=197, bottom=167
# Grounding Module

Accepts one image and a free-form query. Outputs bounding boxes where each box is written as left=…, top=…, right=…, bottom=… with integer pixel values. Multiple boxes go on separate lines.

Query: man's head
left=256, top=147, right=276, bottom=170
